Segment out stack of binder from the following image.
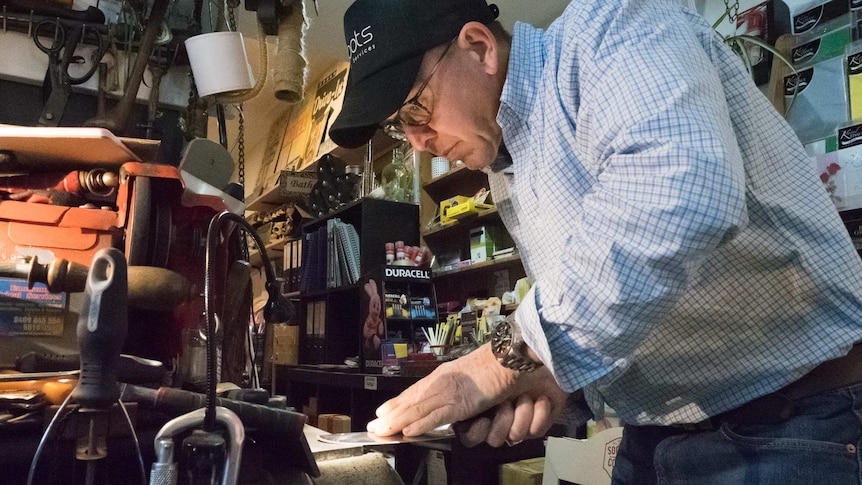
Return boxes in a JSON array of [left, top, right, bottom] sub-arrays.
[[326, 218, 361, 288], [283, 238, 303, 293], [299, 218, 361, 293]]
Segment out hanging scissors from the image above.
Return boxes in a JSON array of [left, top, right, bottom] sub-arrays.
[[32, 19, 107, 126]]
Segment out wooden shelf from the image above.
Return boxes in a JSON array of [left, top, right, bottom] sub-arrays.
[[247, 236, 301, 267], [432, 254, 523, 278], [248, 238, 290, 267], [246, 184, 292, 213], [327, 130, 402, 168], [247, 132, 402, 213], [422, 165, 490, 201], [422, 207, 500, 239]]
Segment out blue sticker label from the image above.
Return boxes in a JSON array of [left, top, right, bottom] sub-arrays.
[[0, 278, 67, 336]]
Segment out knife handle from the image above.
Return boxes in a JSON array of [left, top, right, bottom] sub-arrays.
[[452, 408, 497, 439]]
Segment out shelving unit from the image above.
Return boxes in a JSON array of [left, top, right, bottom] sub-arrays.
[[298, 198, 421, 367], [245, 132, 406, 280], [432, 253, 522, 278], [420, 166, 527, 305]]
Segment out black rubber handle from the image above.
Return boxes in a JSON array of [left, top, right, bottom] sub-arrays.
[[153, 387, 305, 436], [70, 248, 128, 409], [120, 384, 319, 477]]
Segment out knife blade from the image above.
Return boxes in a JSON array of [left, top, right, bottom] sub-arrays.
[[318, 426, 454, 445]]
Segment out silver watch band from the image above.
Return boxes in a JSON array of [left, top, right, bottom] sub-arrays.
[[491, 314, 543, 372]]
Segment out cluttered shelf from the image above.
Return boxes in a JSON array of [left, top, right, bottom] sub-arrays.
[[432, 253, 523, 278], [247, 237, 292, 266], [246, 131, 402, 213], [421, 207, 500, 239]]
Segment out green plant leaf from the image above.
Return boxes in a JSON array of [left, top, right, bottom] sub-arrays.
[[722, 33, 799, 116], [712, 9, 729, 31]]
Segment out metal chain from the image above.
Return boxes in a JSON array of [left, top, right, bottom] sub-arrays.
[[227, 0, 238, 30], [238, 107, 245, 186], [723, 0, 740, 25], [226, 0, 245, 187]]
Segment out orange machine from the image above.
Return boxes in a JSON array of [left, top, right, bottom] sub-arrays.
[[0, 132, 242, 369]]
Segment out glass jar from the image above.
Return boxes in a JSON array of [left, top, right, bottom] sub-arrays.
[[380, 147, 413, 203]]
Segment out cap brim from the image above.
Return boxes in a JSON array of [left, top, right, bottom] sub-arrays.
[[330, 53, 425, 149]]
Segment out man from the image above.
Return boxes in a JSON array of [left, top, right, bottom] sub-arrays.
[[329, 0, 862, 482]]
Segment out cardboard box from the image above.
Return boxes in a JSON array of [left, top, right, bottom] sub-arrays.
[[542, 427, 623, 485], [501, 457, 544, 485], [360, 266, 436, 372], [318, 413, 351, 433], [775, 0, 849, 36], [427, 450, 447, 485], [470, 226, 498, 263], [440, 195, 493, 225], [270, 324, 299, 365]]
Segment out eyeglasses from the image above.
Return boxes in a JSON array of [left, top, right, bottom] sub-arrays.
[[381, 38, 457, 141]]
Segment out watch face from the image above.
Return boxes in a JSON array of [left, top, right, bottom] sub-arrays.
[[491, 320, 513, 358]]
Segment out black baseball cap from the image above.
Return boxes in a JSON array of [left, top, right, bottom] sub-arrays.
[[329, 0, 499, 149]]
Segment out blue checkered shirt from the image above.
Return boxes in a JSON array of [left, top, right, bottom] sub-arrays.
[[489, 0, 862, 425]]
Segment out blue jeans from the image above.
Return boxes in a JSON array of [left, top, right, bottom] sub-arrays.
[[611, 383, 862, 484]]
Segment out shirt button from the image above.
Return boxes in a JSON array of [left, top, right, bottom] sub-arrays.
[[602, 357, 615, 366], [846, 444, 857, 454]]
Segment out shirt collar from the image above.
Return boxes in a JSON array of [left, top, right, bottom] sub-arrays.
[[498, 21, 545, 126], [485, 142, 513, 173]]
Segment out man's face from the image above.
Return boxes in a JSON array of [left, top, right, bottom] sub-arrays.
[[387, 33, 503, 170]]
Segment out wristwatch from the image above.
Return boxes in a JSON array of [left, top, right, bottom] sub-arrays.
[[490, 314, 543, 372]]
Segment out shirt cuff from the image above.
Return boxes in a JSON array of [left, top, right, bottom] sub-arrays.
[[515, 286, 558, 377]]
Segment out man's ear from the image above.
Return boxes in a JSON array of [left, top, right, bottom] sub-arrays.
[[458, 22, 498, 75]]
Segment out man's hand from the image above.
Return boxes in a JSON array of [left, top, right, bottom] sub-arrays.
[[366, 343, 568, 438], [458, 394, 559, 447]]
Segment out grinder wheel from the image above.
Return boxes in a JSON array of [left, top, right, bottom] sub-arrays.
[[125, 176, 173, 267]]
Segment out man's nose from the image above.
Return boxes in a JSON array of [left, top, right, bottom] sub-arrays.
[[404, 124, 435, 153]]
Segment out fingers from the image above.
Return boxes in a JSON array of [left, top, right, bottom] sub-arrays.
[[506, 393, 535, 444], [368, 371, 445, 436], [368, 345, 523, 438], [483, 394, 557, 447], [486, 400, 514, 447], [529, 395, 554, 437], [459, 416, 492, 448]]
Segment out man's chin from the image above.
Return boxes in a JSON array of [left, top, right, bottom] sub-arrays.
[[459, 158, 492, 172]]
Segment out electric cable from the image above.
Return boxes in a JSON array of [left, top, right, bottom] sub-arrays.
[[204, 211, 284, 430]]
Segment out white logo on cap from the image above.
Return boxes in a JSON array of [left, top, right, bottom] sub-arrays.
[[348, 26, 375, 63]]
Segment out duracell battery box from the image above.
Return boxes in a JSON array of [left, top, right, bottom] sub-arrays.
[[360, 265, 437, 373]]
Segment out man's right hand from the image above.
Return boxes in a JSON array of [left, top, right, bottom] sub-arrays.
[[457, 392, 562, 448], [366, 343, 568, 439]]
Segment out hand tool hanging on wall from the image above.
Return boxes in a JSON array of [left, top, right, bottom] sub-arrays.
[[84, 0, 169, 136], [33, 19, 107, 126], [1, 0, 105, 24], [144, 48, 166, 139]]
